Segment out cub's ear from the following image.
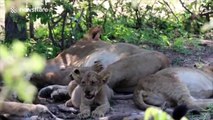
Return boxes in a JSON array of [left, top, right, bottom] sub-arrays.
[[99, 72, 111, 84], [83, 26, 103, 41], [69, 73, 74, 80], [71, 69, 81, 84]]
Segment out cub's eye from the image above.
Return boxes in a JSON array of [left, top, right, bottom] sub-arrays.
[[91, 81, 95, 85], [81, 81, 86, 85]]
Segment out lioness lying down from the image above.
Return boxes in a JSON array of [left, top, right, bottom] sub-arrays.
[[38, 50, 169, 102], [60, 50, 169, 118], [133, 66, 213, 111], [95, 51, 169, 93], [30, 26, 154, 89]]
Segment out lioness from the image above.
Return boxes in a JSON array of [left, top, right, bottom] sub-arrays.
[[133, 66, 213, 111], [46, 51, 169, 106], [60, 50, 168, 102], [98, 51, 169, 93], [30, 26, 152, 89], [30, 26, 109, 88], [62, 51, 169, 118]]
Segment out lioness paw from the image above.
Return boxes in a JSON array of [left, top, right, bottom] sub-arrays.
[[38, 85, 69, 102], [93, 60, 104, 72], [92, 110, 104, 118], [51, 89, 69, 102], [78, 111, 90, 119]]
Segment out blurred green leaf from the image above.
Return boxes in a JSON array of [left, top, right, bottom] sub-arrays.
[[29, 53, 46, 73], [12, 41, 26, 58], [144, 107, 188, 120], [0, 41, 45, 103], [0, 45, 9, 58]]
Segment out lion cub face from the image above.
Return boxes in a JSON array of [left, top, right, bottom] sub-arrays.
[[71, 69, 109, 100]]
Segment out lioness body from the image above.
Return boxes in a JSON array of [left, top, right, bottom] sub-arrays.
[[62, 51, 169, 111], [30, 26, 151, 88], [64, 50, 169, 103], [133, 67, 213, 110], [64, 50, 169, 118], [157, 67, 213, 98], [99, 51, 169, 93]]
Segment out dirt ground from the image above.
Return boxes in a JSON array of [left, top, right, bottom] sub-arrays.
[[144, 40, 213, 67]]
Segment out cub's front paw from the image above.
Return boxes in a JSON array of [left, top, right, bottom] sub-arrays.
[[65, 99, 73, 107], [92, 110, 105, 118], [78, 110, 90, 119]]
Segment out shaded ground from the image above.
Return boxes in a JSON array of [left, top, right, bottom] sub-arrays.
[[47, 100, 143, 120], [143, 40, 213, 67], [6, 99, 211, 120]]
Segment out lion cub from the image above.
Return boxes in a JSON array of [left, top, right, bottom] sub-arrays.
[[66, 68, 113, 119]]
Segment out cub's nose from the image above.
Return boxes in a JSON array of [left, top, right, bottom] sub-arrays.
[[85, 90, 90, 95]]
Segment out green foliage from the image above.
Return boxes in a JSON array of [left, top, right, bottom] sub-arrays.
[[144, 107, 188, 120], [0, 41, 46, 102], [140, 28, 171, 47], [172, 37, 201, 55], [34, 27, 49, 39], [187, 112, 211, 120], [173, 37, 189, 54], [4, 0, 212, 55], [102, 22, 140, 43], [24, 39, 60, 59]]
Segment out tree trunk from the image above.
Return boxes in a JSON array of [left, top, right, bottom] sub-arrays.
[[86, 0, 92, 28], [0, 0, 5, 40], [29, 19, 34, 39], [5, 12, 27, 41]]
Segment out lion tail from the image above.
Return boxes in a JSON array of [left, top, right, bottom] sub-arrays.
[[172, 104, 188, 120], [112, 94, 133, 100], [133, 89, 151, 110]]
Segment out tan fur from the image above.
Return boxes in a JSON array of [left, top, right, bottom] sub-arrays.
[[65, 69, 113, 119], [99, 51, 170, 93], [65, 51, 169, 111], [65, 50, 169, 103], [66, 61, 104, 99], [133, 67, 213, 111], [30, 26, 154, 88], [0, 101, 56, 117], [157, 67, 213, 98]]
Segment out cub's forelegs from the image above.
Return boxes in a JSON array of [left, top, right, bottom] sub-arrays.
[[91, 101, 110, 118], [65, 80, 78, 107]]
